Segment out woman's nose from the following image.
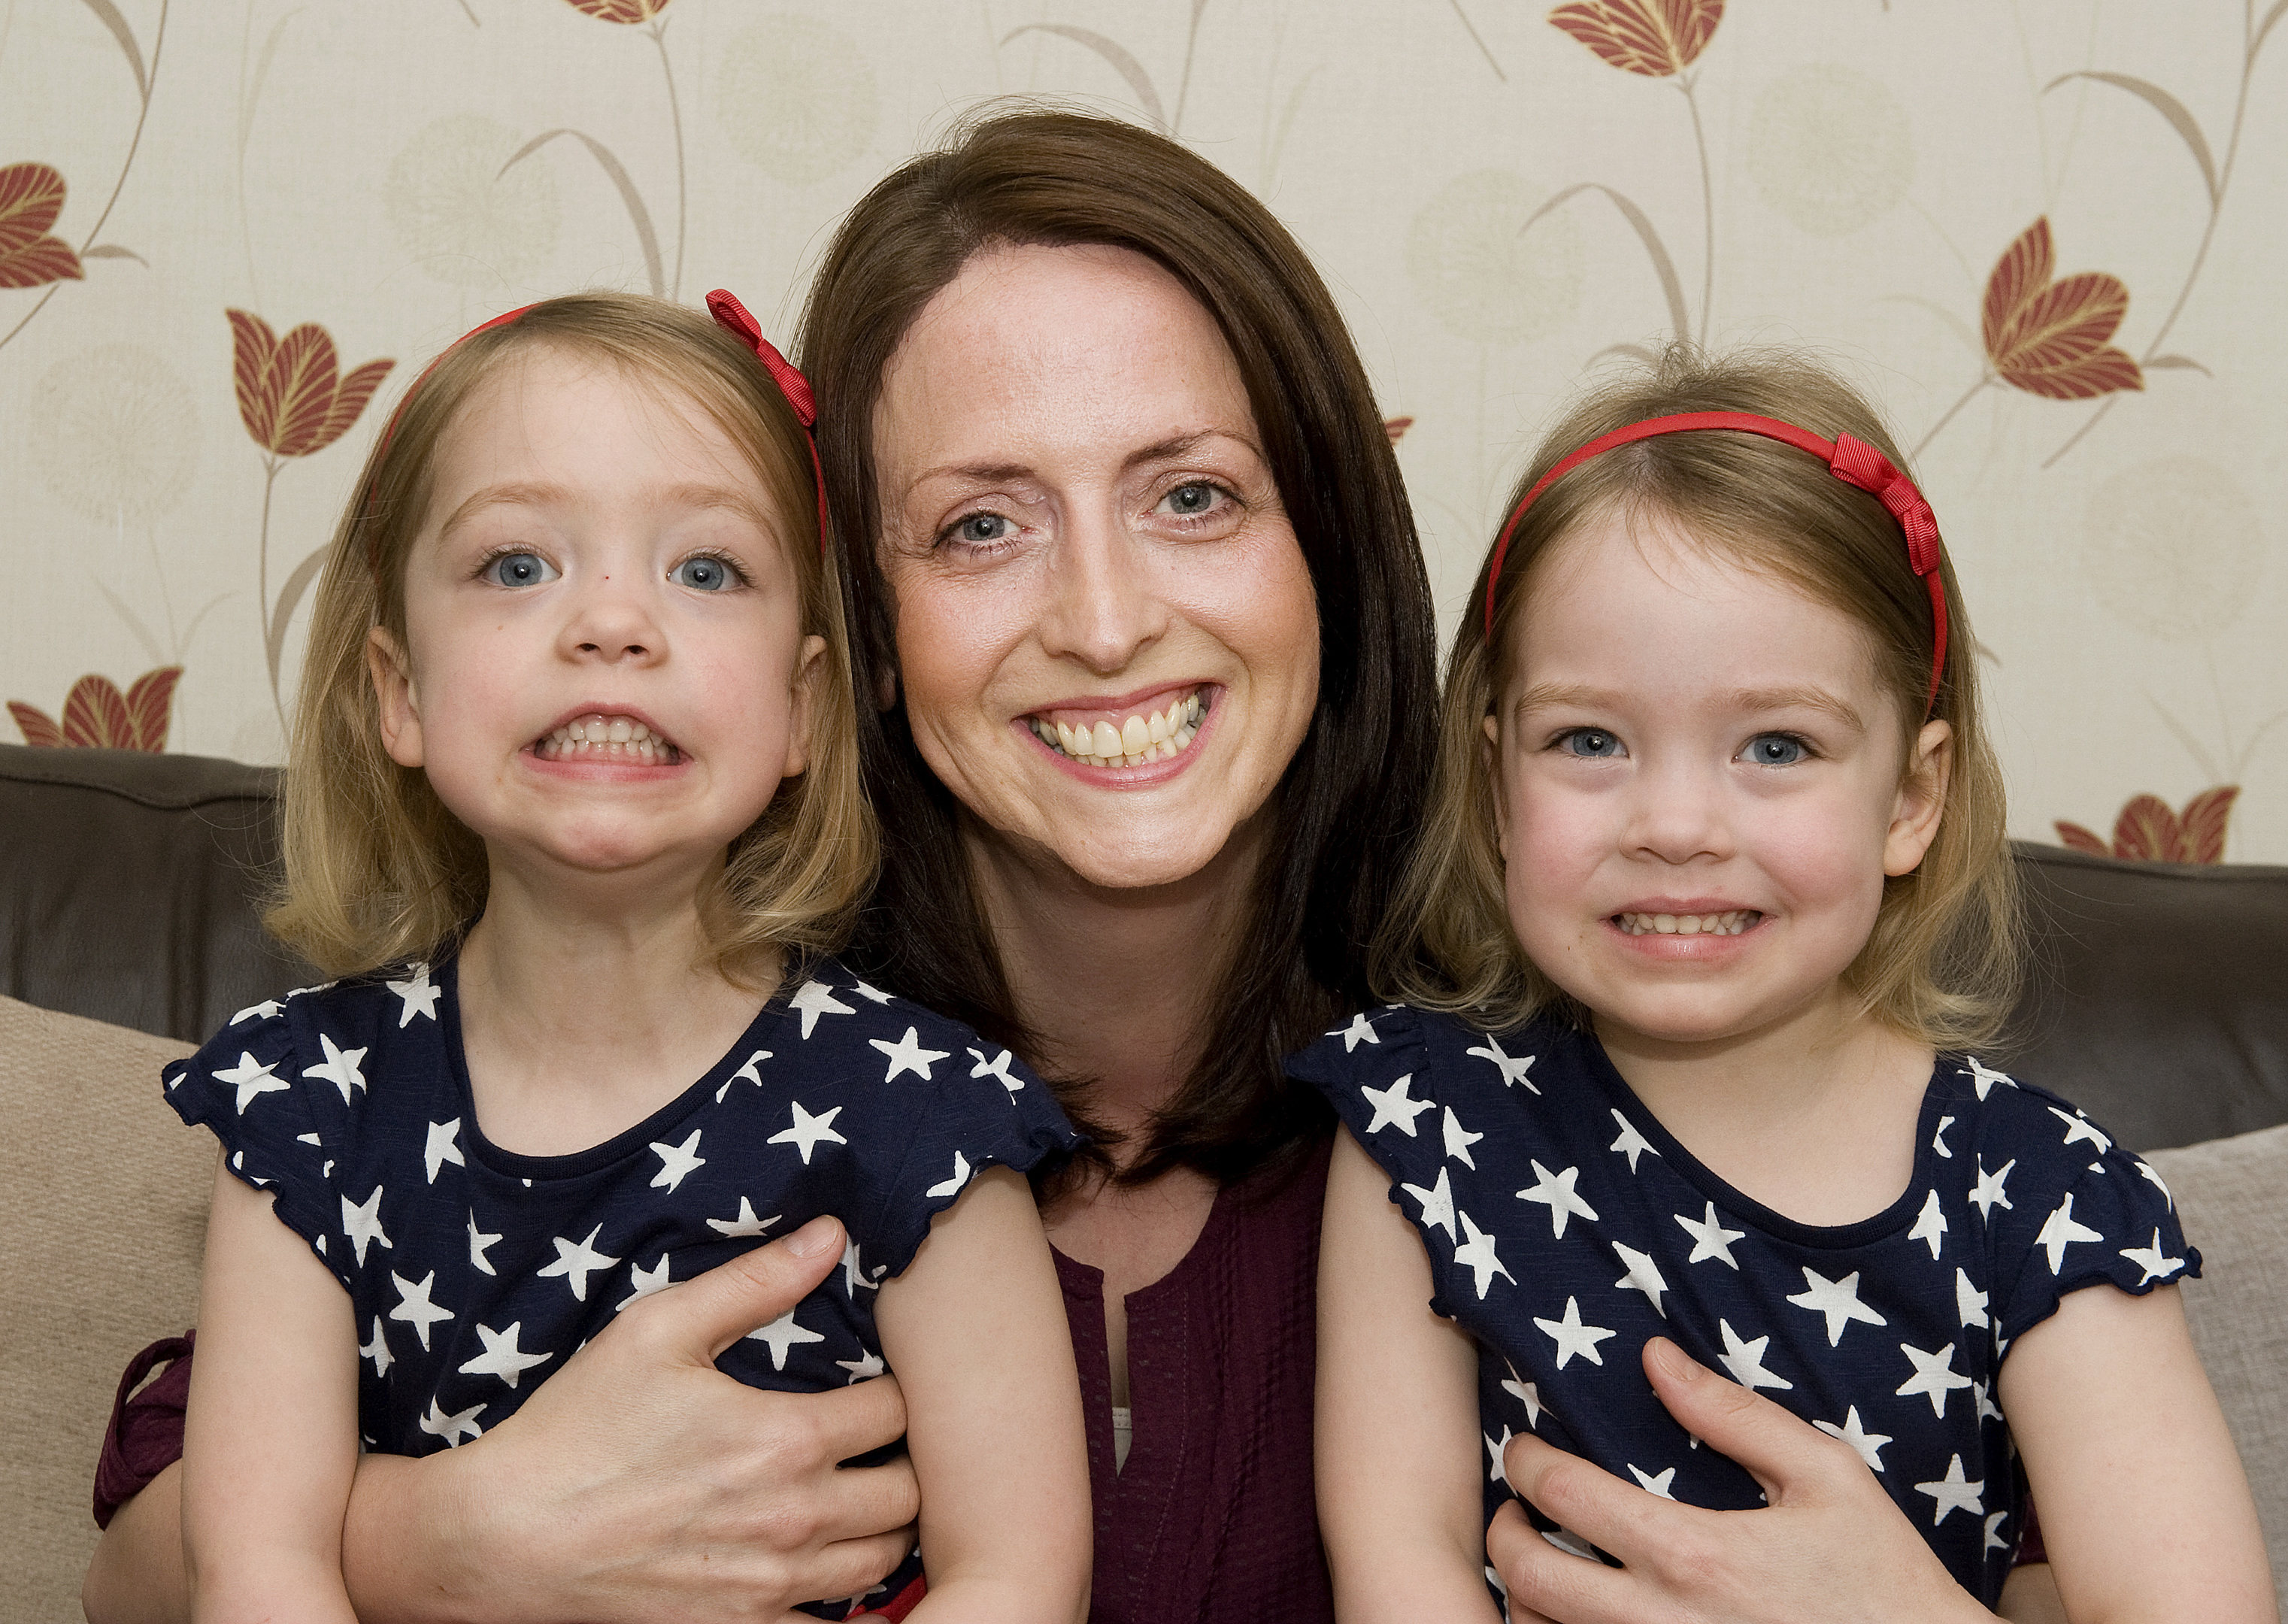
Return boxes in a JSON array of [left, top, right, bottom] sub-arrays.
[[1036, 510, 1167, 674], [558, 573, 662, 664]]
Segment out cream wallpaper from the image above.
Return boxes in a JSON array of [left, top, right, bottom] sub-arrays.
[[2, 0, 2283, 862]]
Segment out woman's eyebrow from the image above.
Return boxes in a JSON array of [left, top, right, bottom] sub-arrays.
[[1121, 429, 1259, 471]]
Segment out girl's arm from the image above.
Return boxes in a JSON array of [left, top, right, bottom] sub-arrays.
[[85, 1219, 923, 1624], [180, 1160, 360, 1624], [1317, 1127, 1505, 1622], [1998, 1283, 2274, 1624], [871, 1166, 1092, 1624]]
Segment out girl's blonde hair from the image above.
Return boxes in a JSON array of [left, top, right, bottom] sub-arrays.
[[1378, 344, 2020, 1050], [268, 292, 877, 983]]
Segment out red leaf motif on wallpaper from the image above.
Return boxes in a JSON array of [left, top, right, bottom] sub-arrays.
[[1547, 0, 1721, 77], [1384, 417, 1415, 444], [562, 0, 671, 20], [1981, 219, 2143, 401], [8, 668, 182, 751], [228, 311, 395, 459], [2053, 786, 2238, 864], [0, 161, 85, 289]]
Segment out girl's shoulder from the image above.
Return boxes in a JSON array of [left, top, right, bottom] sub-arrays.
[[1285, 1001, 1575, 1088], [162, 962, 447, 1102]]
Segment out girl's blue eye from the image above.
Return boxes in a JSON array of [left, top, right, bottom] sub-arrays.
[[671, 556, 739, 592], [1742, 733, 1808, 765], [1560, 728, 1624, 759], [483, 552, 556, 588]]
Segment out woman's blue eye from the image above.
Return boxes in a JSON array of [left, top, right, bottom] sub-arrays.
[[483, 552, 556, 588], [1743, 733, 1807, 765], [950, 512, 1011, 546], [671, 556, 738, 592], [1560, 728, 1623, 759], [1161, 482, 1223, 517]]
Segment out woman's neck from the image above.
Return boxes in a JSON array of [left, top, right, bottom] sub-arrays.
[[454, 855, 774, 1156], [965, 810, 1269, 1154]]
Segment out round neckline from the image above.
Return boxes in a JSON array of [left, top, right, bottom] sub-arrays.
[[1562, 1022, 1950, 1251], [438, 956, 799, 1181]]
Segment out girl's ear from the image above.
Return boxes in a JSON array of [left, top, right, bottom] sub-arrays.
[[1483, 710, 1511, 865], [367, 626, 425, 768], [782, 634, 829, 777], [1883, 718, 1953, 877]]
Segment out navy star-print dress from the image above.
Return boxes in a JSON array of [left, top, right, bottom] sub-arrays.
[[1288, 1007, 2198, 1609], [167, 955, 1082, 1621]]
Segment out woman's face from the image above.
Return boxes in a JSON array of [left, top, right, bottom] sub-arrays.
[[871, 242, 1320, 891]]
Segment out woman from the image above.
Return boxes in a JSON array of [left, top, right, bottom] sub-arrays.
[[86, 111, 2042, 1624]]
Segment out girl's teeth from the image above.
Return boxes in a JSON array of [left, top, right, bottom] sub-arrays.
[[1032, 692, 1206, 769], [1617, 909, 1758, 937], [538, 714, 678, 763]]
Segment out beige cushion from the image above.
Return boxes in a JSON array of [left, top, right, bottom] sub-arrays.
[[0, 997, 204, 1623], [2150, 1123, 2288, 1618]]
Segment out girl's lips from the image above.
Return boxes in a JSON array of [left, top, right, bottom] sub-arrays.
[[1602, 908, 1765, 959]]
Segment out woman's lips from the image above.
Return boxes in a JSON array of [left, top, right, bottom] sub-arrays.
[[1025, 687, 1207, 769]]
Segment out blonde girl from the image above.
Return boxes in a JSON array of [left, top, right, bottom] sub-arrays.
[[1292, 347, 2270, 1622], [166, 292, 1089, 1624]]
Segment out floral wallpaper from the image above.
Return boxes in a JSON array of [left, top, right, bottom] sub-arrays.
[[2, 0, 2282, 862]]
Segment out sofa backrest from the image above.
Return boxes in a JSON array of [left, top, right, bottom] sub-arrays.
[[2, 741, 2283, 1151]]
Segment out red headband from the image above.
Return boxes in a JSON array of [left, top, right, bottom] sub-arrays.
[[1481, 411, 1950, 717], [705, 289, 829, 557]]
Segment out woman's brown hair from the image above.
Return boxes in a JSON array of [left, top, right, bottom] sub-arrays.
[[268, 292, 875, 983], [1379, 344, 2021, 1049], [796, 107, 1438, 1186]]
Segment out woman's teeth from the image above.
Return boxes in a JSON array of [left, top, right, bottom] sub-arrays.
[[1617, 909, 1759, 937], [1029, 691, 1205, 768], [537, 714, 680, 764]]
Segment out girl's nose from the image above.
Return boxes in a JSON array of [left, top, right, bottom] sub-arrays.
[[559, 574, 663, 664], [1625, 759, 1732, 865], [1036, 509, 1168, 675]]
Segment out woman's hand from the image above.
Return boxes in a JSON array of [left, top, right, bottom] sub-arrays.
[[1488, 1338, 1995, 1624]]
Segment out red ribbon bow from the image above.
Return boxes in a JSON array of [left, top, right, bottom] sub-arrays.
[[708, 289, 829, 557]]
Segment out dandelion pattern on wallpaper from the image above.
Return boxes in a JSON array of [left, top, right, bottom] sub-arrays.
[[714, 16, 880, 185], [2085, 458, 2262, 644], [1408, 171, 1583, 347], [28, 345, 200, 524], [1745, 65, 1914, 238], [384, 115, 564, 290]]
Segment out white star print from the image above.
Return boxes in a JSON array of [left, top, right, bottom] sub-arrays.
[[215, 1051, 289, 1113], [1441, 1107, 1484, 1170], [1971, 1378, 2004, 1424], [768, 1100, 847, 1164], [1932, 1115, 1955, 1159], [1532, 1296, 1617, 1369], [871, 1026, 950, 1082], [1895, 1340, 1974, 1418], [1968, 1157, 2014, 1220], [1611, 1243, 1668, 1317], [649, 1129, 707, 1193], [1786, 1267, 1887, 1347], [2049, 1106, 2113, 1156], [705, 1196, 777, 1238], [617, 1255, 674, 1311], [1908, 1189, 1948, 1260], [926, 1151, 973, 1198], [467, 1212, 502, 1276], [1962, 1056, 2014, 1100], [387, 963, 441, 1026], [747, 1307, 826, 1371], [1956, 1268, 1989, 1329], [1608, 1110, 1658, 1172], [1329, 1011, 1379, 1051], [1484, 1426, 1517, 1485], [459, 1321, 550, 1388], [1813, 1406, 1892, 1472], [418, 1398, 484, 1447], [389, 1269, 453, 1351], [359, 1316, 392, 1377], [967, 1047, 1023, 1092], [853, 980, 892, 1004], [842, 1238, 886, 1297], [1465, 1035, 1538, 1092], [717, 1048, 774, 1103], [1983, 1511, 2013, 1553], [341, 1185, 392, 1266], [2135, 1158, 2174, 1210], [1628, 1464, 1677, 1499], [1501, 1361, 1544, 1428], [1402, 1166, 1458, 1243], [424, 1119, 464, 1184], [1674, 1201, 1744, 1268], [1453, 1210, 1515, 1298], [837, 1350, 886, 1383], [1516, 1160, 1598, 1239], [1360, 1071, 1437, 1136], [302, 1032, 369, 1104], [1914, 1455, 1984, 1526], [537, 1224, 620, 1301], [2120, 1229, 2186, 1286], [2035, 1193, 2105, 1274], [230, 998, 283, 1024], [789, 980, 855, 1038], [1717, 1320, 1793, 1391]]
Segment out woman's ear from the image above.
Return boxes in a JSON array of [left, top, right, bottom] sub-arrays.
[[368, 626, 425, 768], [1883, 718, 1953, 877], [782, 634, 829, 777]]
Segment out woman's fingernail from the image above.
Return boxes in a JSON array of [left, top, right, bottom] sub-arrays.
[[786, 1216, 842, 1258], [1650, 1338, 1705, 1382]]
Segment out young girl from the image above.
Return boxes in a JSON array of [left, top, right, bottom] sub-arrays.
[[1292, 348, 2272, 1621], [166, 292, 1090, 1624]]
